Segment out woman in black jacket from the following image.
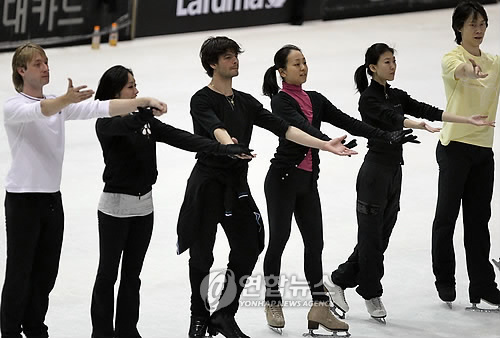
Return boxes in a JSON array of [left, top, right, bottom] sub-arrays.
[[90, 65, 251, 338], [328, 43, 493, 323], [260, 44, 417, 334]]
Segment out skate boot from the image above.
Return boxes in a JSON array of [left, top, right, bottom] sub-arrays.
[[365, 297, 387, 324], [265, 301, 285, 334], [189, 315, 211, 338], [304, 301, 350, 337], [208, 311, 250, 338], [435, 282, 456, 309], [466, 287, 500, 313], [325, 284, 349, 319]]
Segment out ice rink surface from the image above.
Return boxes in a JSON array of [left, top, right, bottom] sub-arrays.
[[0, 4, 499, 337]]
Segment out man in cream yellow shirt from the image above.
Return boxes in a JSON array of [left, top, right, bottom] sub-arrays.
[[432, 1, 499, 309]]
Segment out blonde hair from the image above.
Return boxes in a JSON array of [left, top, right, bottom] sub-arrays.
[[12, 43, 47, 92]]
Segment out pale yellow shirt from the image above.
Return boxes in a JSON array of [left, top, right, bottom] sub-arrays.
[[440, 45, 500, 147]]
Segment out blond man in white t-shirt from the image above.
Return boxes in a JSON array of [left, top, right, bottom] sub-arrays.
[[0, 43, 167, 338]]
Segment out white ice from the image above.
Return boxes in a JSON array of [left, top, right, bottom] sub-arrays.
[[0, 4, 499, 338]]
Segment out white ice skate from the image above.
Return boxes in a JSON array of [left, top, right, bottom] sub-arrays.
[[465, 298, 500, 313], [493, 258, 500, 271], [365, 297, 387, 324], [325, 284, 349, 319], [465, 303, 500, 313], [265, 302, 285, 335]]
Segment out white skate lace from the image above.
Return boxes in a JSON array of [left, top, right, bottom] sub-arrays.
[[269, 304, 284, 319], [368, 297, 384, 311]]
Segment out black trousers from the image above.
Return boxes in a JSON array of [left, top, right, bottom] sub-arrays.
[[263, 166, 327, 303], [432, 141, 497, 297], [91, 211, 154, 338], [331, 161, 401, 300], [189, 180, 262, 318], [1, 192, 64, 338]]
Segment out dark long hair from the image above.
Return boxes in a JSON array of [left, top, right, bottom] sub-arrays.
[[354, 43, 394, 94], [199, 36, 242, 78], [452, 1, 488, 44], [262, 44, 301, 98], [95, 65, 133, 100]]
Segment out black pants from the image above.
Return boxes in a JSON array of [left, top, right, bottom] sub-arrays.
[[263, 166, 327, 303], [332, 161, 401, 300], [189, 180, 262, 318], [1, 192, 64, 338], [91, 211, 154, 338], [432, 141, 497, 297]]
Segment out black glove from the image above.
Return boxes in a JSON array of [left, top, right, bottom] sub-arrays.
[[342, 138, 358, 149], [219, 144, 254, 157], [136, 107, 155, 121], [383, 129, 420, 145]]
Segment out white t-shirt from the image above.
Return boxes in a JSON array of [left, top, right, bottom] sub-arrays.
[[3, 92, 110, 193]]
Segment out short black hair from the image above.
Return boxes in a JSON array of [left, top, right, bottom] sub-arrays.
[[95, 65, 133, 100], [199, 36, 242, 77], [452, 1, 488, 44]]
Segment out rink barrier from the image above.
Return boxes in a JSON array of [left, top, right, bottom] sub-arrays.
[[322, 0, 498, 20], [0, 0, 133, 52]]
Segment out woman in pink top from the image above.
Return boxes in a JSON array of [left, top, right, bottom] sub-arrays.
[[260, 44, 415, 335]]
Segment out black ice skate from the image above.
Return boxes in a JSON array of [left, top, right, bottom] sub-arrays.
[[208, 312, 250, 338], [435, 283, 456, 309], [189, 316, 212, 338], [493, 258, 500, 271], [466, 288, 500, 313]]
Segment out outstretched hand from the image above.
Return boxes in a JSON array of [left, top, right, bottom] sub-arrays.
[[385, 129, 420, 144], [469, 114, 495, 127], [418, 121, 441, 133], [229, 137, 255, 160], [64, 78, 94, 103], [321, 135, 358, 156], [469, 59, 488, 79]]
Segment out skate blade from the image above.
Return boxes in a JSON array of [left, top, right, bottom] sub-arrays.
[[493, 258, 500, 271], [371, 316, 387, 324], [465, 303, 500, 313], [303, 328, 351, 337], [268, 325, 284, 335], [445, 301, 453, 309], [330, 304, 346, 319]]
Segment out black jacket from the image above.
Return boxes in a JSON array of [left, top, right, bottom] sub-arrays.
[[359, 80, 443, 165], [176, 87, 290, 254], [270, 90, 386, 180], [96, 109, 226, 196]]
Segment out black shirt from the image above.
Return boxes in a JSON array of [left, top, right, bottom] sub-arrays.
[[96, 109, 225, 196], [190, 86, 290, 168], [359, 80, 443, 165], [270, 90, 386, 179]]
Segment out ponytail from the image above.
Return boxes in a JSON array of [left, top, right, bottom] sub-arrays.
[[354, 64, 369, 94], [262, 44, 302, 99], [262, 65, 279, 98], [355, 43, 395, 94]]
